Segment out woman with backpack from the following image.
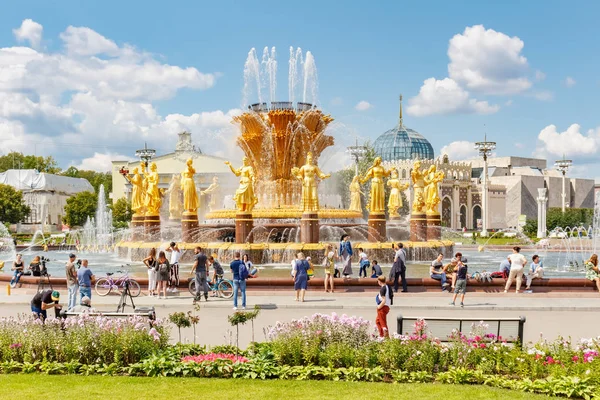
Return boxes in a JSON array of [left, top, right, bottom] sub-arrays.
[[293, 252, 310, 302], [155, 251, 171, 299], [143, 248, 158, 297]]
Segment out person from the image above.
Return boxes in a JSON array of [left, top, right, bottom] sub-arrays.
[[29, 256, 42, 277], [77, 259, 94, 301], [358, 248, 370, 278], [167, 242, 181, 293], [504, 246, 527, 293], [31, 290, 61, 320], [499, 257, 511, 280], [290, 253, 298, 277], [10, 253, 25, 287], [450, 259, 468, 307], [323, 244, 336, 293], [526, 255, 544, 291], [443, 257, 458, 289], [389, 243, 407, 292], [430, 253, 449, 291], [231, 252, 247, 310], [242, 254, 258, 276], [156, 251, 171, 299], [370, 260, 383, 278], [143, 248, 158, 297], [65, 254, 78, 311], [208, 256, 224, 297], [339, 234, 353, 276], [293, 252, 309, 302], [71, 296, 94, 313], [585, 254, 600, 293], [375, 275, 391, 338], [306, 256, 314, 280], [192, 246, 209, 302]]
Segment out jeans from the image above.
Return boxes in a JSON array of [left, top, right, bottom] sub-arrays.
[[67, 284, 79, 311], [233, 279, 246, 308], [79, 286, 92, 301], [359, 261, 369, 278], [10, 271, 23, 286], [431, 273, 447, 288], [31, 305, 47, 320], [195, 271, 209, 299]]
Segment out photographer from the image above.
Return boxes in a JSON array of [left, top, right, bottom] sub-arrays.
[[77, 259, 94, 301], [31, 290, 62, 320]]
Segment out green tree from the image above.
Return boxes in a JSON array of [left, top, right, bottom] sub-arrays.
[[0, 184, 31, 223], [61, 167, 112, 199], [0, 152, 60, 173], [546, 207, 594, 232], [110, 197, 132, 229], [63, 191, 97, 227]]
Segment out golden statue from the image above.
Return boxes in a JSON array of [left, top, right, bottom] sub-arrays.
[[124, 167, 145, 216], [167, 174, 183, 219], [411, 160, 426, 214], [225, 157, 258, 213], [291, 152, 330, 212], [348, 175, 364, 212], [359, 157, 391, 213], [424, 165, 444, 215], [180, 158, 199, 214], [144, 162, 162, 216], [201, 176, 221, 211], [387, 169, 409, 217]]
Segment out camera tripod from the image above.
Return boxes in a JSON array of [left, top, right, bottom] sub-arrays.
[[37, 273, 53, 292], [116, 280, 136, 313]]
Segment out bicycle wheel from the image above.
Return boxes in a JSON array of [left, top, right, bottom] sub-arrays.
[[188, 279, 196, 295], [126, 279, 141, 297], [95, 278, 112, 296], [218, 280, 234, 299]]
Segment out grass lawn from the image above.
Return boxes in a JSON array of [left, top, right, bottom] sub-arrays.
[[0, 375, 547, 399]]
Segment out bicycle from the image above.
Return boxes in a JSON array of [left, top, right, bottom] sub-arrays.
[[95, 269, 141, 297], [188, 276, 234, 299]]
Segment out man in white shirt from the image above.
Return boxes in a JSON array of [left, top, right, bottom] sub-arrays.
[[168, 242, 181, 293], [504, 246, 527, 293]]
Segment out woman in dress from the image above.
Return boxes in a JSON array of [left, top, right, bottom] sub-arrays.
[[181, 158, 199, 214], [387, 169, 408, 217], [124, 167, 145, 215], [349, 175, 364, 213], [143, 248, 158, 297], [293, 252, 310, 302], [155, 251, 171, 299], [323, 244, 337, 293], [242, 254, 258, 276], [585, 254, 600, 293], [339, 234, 353, 277], [225, 157, 258, 213]]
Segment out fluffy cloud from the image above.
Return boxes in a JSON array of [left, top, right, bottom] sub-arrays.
[[355, 101, 372, 111], [12, 19, 43, 48], [407, 78, 498, 116], [564, 76, 576, 87], [534, 70, 546, 81], [74, 152, 133, 172], [60, 26, 119, 56], [439, 140, 479, 160], [448, 25, 531, 95], [530, 91, 554, 101], [537, 124, 600, 157]]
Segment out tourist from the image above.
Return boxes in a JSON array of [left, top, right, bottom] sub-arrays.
[[375, 275, 392, 338], [499, 256, 511, 280], [143, 248, 158, 296], [71, 296, 94, 313], [10, 253, 25, 288], [323, 244, 336, 293], [339, 234, 353, 276], [31, 290, 61, 320], [526, 255, 544, 291], [156, 251, 171, 299], [443, 257, 458, 289], [231, 252, 247, 310], [290, 253, 298, 277], [389, 243, 407, 292], [293, 252, 309, 302], [29, 256, 42, 277], [430, 253, 450, 291], [358, 248, 370, 278], [243, 254, 257, 276], [65, 254, 78, 311], [167, 242, 181, 293], [370, 260, 383, 278], [306, 256, 314, 280], [192, 246, 209, 302], [450, 259, 468, 307], [504, 246, 527, 293], [77, 259, 94, 301], [585, 254, 600, 293], [208, 256, 224, 296]]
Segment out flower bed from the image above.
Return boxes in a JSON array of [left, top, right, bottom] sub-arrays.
[[182, 353, 249, 363]]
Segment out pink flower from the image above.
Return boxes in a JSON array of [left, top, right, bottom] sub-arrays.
[[182, 353, 248, 363]]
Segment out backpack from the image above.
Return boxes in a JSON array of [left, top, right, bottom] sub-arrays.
[[387, 284, 394, 306], [159, 262, 169, 274], [239, 262, 249, 280]]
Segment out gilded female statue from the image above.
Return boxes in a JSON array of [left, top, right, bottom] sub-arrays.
[[411, 160, 426, 214], [201, 176, 221, 211], [291, 152, 330, 212], [348, 175, 364, 212], [180, 158, 199, 214], [167, 174, 183, 219], [144, 162, 162, 215], [387, 169, 409, 217], [424, 165, 445, 214], [359, 157, 391, 213], [225, 157, 258, 213], [124, 167, 144, 216]]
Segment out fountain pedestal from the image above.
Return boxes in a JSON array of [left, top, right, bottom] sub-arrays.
[[181, 212, 199, 243], [235, 212, 254, 243], [131, 215, 145, 241], [144, 214, 161, 240], [426, 213, 442, 241], [410, 213, 427, 242], [367, 212, 386, 242], [300, 212, 319, 243]]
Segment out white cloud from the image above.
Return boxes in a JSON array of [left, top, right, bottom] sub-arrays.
[[407, 77, 499, 116], [59, 26, 119, 56], [355, 100, 372, 111], [530, 91, 554, 101], [73, 152, 133, 172], [439, 140, 479, 160], [537, 124, 600, 157], [505, 99, 513, 106], [564, 76, 576, 87], [535, 70, 546, 81], [330, 97, 343, 106], [448, 25, 531, 95], [13, 19, 43, 48]]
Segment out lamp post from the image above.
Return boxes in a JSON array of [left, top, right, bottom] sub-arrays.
[[554, 156, 572, 213], [347, 138, 367, 176], [135, 142, 156, 168], [474, 134, 496, 237]]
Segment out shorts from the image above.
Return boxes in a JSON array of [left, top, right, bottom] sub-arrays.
[[454, 279, 467, 294]]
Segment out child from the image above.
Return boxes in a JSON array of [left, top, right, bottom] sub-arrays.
[[358, 248, 370, 278], [306, 256, 314, 280], [370, 260, 382, 278], [449, 260, 468, 308]]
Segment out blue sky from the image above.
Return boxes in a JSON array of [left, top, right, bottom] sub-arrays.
[[1, 0, 600, 177]]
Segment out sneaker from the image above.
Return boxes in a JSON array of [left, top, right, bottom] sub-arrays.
[[166, 288, 172, 293], [503, 290, 508, 293], [449, 302, 455, 306], [442, 283, 450, 287], [242, 306, 246, 310], [233, 307, 237, 310], [460, 302, 464, 308], [172, 288, 179, 293]]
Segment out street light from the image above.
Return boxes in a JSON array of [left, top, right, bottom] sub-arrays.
[[554, 156, 572, 213], [474, 134, 496, 237], [135, 142, 156, 168], [347, 138, 367, 176]]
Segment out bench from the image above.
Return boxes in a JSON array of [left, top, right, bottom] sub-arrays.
[[65, 306, 156, 320], [397, 315, 526, 348]]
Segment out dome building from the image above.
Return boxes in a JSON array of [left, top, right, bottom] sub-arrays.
[[373, 95, 434, 162]]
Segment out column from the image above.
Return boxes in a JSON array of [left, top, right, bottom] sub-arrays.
[[537, 188, 548, 238], [482, 159, 489, 236], [235, 212, 254, 244], [300, 212, 320, 243]]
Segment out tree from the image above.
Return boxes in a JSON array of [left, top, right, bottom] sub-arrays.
[[0, 152, 60, 174], [110, 197, 132, 229], [63, 191, 97, 227], [0, 184, 30, 223], [61, 167, 112, 199]]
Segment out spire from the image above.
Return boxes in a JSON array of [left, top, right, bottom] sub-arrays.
[[399, 94, 404, 128]]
